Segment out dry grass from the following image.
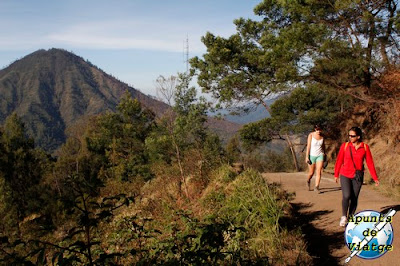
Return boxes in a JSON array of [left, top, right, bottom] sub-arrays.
[[331, 114, 400, 200], [366, 137, 400, 199], [325, 70, 400, 200], [104, 164, 313, 265], [199, 168, 312, 265]]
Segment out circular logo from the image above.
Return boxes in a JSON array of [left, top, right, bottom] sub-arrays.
[[345, 210, 394, 260]]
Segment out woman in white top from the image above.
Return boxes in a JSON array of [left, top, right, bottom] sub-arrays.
[[305, 124, 325, 193]]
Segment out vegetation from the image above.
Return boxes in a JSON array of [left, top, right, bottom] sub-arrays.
[[192, 0, 400, 107], [0, 85, 311, 265], [191, 0, 400, 172], [1, 1, 400, 265], [0, 48, 169, 152]]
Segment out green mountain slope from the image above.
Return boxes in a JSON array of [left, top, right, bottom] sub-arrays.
[[0, 48, 171, 151], [0, 48, 240, 152]]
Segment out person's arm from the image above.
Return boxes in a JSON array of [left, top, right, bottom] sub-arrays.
[[365, 144, 379, 186], [334, 143, 345, 183], [322, 138, 328, 168], [305, 133, 312, 163]]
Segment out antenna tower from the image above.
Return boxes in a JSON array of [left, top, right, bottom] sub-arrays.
[[184, 35, 189, 73]]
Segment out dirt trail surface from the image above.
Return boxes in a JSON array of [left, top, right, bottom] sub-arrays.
[[262, 172, 400, 266]]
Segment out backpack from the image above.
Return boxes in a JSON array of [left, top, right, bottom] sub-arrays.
[[344, 142, 369, 152]]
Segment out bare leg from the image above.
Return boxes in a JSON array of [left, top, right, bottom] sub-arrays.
[[307, 163, 315, 182], [315, 161, 323, 188]]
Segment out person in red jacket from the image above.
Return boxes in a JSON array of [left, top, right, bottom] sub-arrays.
[[334, 127, 379, 227]]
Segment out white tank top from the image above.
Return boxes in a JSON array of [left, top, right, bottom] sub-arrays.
[[310, 136, 324, 156]]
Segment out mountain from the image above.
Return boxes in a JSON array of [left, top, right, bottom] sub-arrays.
[[210, 98, 278, 125], [0, 48, 239, 151]]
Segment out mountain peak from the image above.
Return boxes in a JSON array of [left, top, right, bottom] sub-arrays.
[[0, 49, 239, 152], [0, 49, 168, 152]]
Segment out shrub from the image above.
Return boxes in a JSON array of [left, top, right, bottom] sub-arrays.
[[243, 149, 295, 173]]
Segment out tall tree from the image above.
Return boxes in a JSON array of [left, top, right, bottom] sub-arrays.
[[86, 92, 155, 182], [240, 84, 349, 148], [191, 0, 400, 112], [191, 0, 400, 167], [0, 113, 48, 223], [153, 72, 216, 196]]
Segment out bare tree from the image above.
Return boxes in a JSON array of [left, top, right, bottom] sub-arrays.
[[155, 75, 189, 198]]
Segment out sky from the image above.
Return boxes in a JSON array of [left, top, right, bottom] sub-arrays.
[[0, 0, 261, 97]]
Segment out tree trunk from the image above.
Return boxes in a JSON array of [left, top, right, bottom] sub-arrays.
[[259, 102, 299, 172], [257, 96, 272, 114], [380, 0, 396, 69], [380, 40, 390, 68], [285, 134, 299, 172], [172, 138, 189, 198], [365, 14, 376, 88]]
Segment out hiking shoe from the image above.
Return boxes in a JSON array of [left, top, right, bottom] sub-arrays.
[[340, 216, 347, 227], [307, 180, 311, 191], [314, 186, 320, 194]]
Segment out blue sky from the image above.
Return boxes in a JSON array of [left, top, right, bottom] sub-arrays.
[[0, 0, 260, 97]]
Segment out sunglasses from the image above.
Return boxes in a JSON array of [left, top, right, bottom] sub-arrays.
[[348, 135, 358, 138]]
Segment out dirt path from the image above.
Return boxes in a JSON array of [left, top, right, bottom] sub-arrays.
[[262, 172, 400, 266]]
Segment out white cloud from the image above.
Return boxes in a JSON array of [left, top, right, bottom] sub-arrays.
[[45, 19, 226, 53], [0, 11, 239, 53], [0, 0, 256, 54], [0, 36, 49, 51]]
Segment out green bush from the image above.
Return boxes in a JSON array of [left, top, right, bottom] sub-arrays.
[[244, 149, 294, 173], [200, 167, 310, 264], [202, 191, 226, 209]]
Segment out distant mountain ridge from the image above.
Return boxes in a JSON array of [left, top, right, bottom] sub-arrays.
[[211, 98, 276, 125], [0, 49, 239, 151]]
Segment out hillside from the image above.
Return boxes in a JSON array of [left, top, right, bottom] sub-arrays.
[[213, 98, 275, 125], [0, 49, 239, 151]]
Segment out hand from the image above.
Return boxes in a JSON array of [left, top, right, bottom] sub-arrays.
[[335, 177, 339, 183], [374, 180, 380, 186]]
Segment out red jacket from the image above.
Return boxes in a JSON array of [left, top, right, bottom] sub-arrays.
[[334, 142, 378, 181]]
